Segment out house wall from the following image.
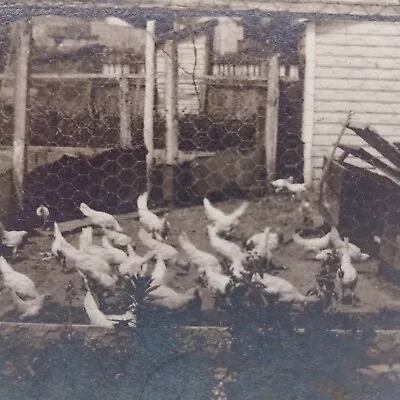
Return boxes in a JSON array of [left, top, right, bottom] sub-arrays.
[[156, 34, 209, 114], [307, 20, 400, 185]]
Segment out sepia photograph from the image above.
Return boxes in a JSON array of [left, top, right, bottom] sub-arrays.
[[0, 0, 399, 398]]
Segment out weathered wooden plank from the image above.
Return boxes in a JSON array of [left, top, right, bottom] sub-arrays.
[[316, 34, 400, 47], [337, 144, 400, 181], [316, 44, 400, 58], [302, 22, 316, 188], [3, 1, 400, 17], [314, 125, 400, 137], [144, 20, 156, 192], [315, 101, 400, 114], [315, 66, 400, 80], [119, 77, 131, 148], [315, 89, 400, 103], [12, 20, 30, 210], [347, 125, 400, 169], [316, 56, 400, 70], [316, 21, 400, 36], [315, 112, 400, 126], [316, 78, 400, 92], [265, 54, 279, 182]]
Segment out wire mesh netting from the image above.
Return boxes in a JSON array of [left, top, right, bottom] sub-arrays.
[[0, 7, 398, 380]]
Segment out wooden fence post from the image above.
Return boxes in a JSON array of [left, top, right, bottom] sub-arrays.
[[163, 39, 179, 205], [119, 77, 131, 148], [144, 20, 156, 193], [12, 19, 31, 209], [264, 54, 280, 182]]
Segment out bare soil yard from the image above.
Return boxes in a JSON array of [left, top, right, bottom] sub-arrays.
[[0, 195, 399, 325]]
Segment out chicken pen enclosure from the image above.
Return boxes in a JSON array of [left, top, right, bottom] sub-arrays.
[[0, 17, 287, 223], [2, 4, 400, 399]]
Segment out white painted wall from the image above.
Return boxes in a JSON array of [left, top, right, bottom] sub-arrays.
[[304, 20, 400, 185]]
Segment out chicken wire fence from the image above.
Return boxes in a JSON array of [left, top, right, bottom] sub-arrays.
[[0, 11, 397, 260]]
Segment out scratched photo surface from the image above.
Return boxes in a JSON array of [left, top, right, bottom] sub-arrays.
[[0, 2, 399, 399]]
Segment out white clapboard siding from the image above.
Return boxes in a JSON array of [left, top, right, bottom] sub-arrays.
[[156, 34, 208, 114], [316, 78, 400, 92], [311, 19, 400, 185]]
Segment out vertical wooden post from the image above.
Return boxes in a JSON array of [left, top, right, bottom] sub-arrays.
[[163, 39, 179, 205], [302, 22, 316, 188], [13, 20, 31, 209], [119, 77, 131, 148], [143, 20, 156, 194], [264, 54, 280, 183]]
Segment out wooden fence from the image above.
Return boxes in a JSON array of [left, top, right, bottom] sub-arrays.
[[0, 19, 280, 210]]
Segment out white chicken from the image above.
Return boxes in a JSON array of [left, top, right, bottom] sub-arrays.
[[10, 290, 47, 319], [79, 227, 128, 265], [103, 228, 133, 248], [252, 273, 312, 305], [137, 192, 170, 241], [292, 229, 332, 252], [198, 266, 231, 294], [151, 255, 168, 286], [207, 225, 247, 278], [207, 225, 245, 262], [245, 227, 272, 260], [51, 222, 77, 259], [315, 248, 369, 263], [101, 236, 129, 264], [330, 227, 369, 262], [79, 203, 122, 232], [286, 181, 306, 193], [80, 271, 135, 328], [148, 285, 199, 310], [52, 226, 116, 288], [271, 178, 290, 191], [138, 228, 178, 261], [118, 249, 156, 277], [203, 198, 248, 235], [336, 237, 358, 304], [0, 223, 28, 257], [179, 231, 222, 274], [0, 256, 38, 299]]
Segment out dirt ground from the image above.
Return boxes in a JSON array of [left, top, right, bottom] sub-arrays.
[[1, 195, 400, 324]]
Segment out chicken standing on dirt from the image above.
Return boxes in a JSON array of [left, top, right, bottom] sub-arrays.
[[138, 228, 178, 261], [137, 192, 170, 241], [292, 229, 332, 253], [179, 231, 223, 274], [336, 237, 358, 304], [79, 203, 123, 232], [79, 271, 136, 328], [0, 222, 28, 258], [203, 198, 248, 236], [0, 256, 47, 318], [252, 272, 315, 306], [102, 228, 133, 248], [79, 227, 128, 265]]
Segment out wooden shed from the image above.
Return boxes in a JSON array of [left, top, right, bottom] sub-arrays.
[[301, 19, 400, 187]]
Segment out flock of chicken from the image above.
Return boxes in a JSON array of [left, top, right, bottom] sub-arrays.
[[0, 189, 370, 328]]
